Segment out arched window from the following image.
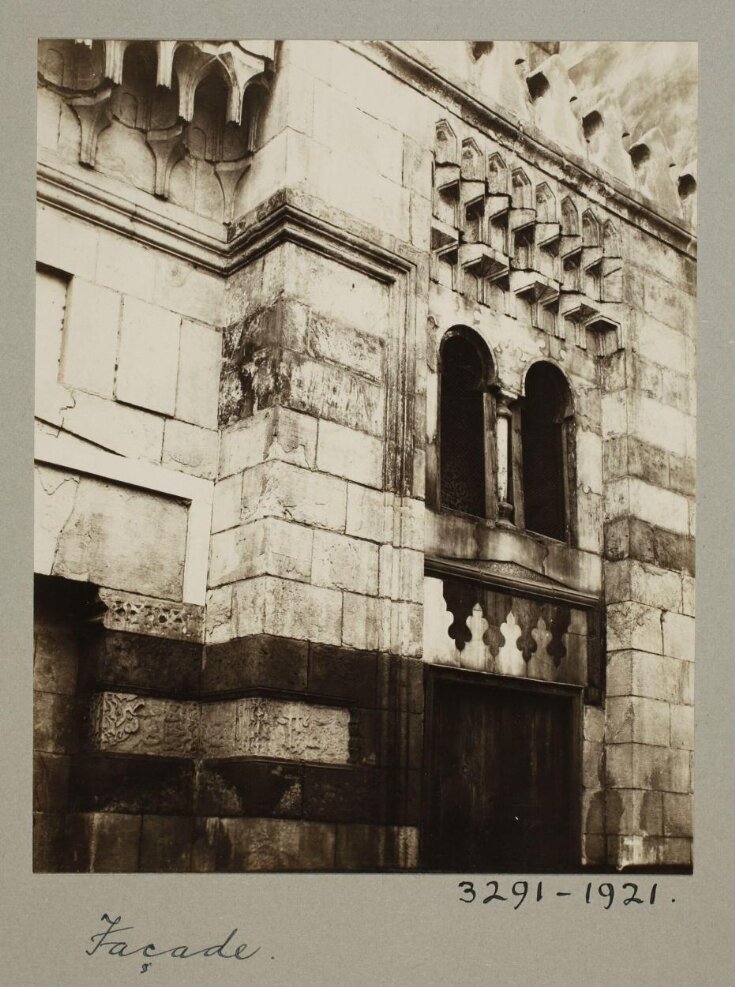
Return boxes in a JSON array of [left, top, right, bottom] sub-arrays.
[[521, 362, 574, 541], [439, 329, 494, 517]]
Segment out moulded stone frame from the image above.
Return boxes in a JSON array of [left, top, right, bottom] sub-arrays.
[[35, 431, 213, 605]]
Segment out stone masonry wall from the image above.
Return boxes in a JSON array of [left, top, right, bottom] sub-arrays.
[[34, 40, 696, 872]]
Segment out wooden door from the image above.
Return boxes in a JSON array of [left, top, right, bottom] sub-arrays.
[[424, 672, 581, 871]]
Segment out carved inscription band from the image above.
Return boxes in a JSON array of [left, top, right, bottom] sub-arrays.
[[90, 693, 351, 763]]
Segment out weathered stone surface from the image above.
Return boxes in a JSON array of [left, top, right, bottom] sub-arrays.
[[209, 518, 314, 587], [303, 765, 388, 823], [95, 229, 157, 302], [606, 743, 690, 793], [605, 789, 663, 837], [241, 461, 348, 532], [36, 467, 187, 599], [98, 589, 204, 642], [214, 816, 336, 871], [69, 753, 194, 815], [33, 752, 71, 812], [33, 813, 66, 872], [65, 811, 142, 872], [34, 622, 79, 696], [606, 602, 663, 654], [34, 691, 77, 754], [175, 319, 222, 429], [84, 628, 202, 695], [312, 530, 379, 595], [606, 696, 670, 746], [115, 297, 181, 415], [662, 612, 695, 661], [211, 473, 243, 533], [662, 792, 692, 837], [139, 815, 194, 871], [196, 760, 303, 817], [162, 419, 218, 480], [203, 634, 308, 695], [669, 704, 694, 750], [335, 824, 419, 869], [90, 692, 200, 757], [233, 575, 343, 645], [342, 592, 381, 651], [308, 643, 378, 706], [59, 278, 121, 398], [235, 698, 350, 763], [345, 484, 391, 544], [37, 205, 98, 281], [316, 420, 383, 488], [50, 389, 165, 463], [607, 650, 690, 705]]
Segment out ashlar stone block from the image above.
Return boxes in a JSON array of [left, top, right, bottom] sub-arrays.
[[607, 650, 688, 705], [606, 743, 690, 793], [233, 575, 342, 645], [209, 518, 314, 587], [241, 460, 348, 532], [346, 484, 391, 544], [662, 792, 692, 837], [342, 592, 381, 651], [59, 278, 121, 398], [606, 602, 663, 654], [316, 420, 383, 489], [606, 696, 670, 746], [669, 704, 694, 750], [60, 390, 165, 463], [115, 297, 181, 416], [175, 320, 222, 429], [662, 611, 695, 661], [312, 530, 379, 596], [162, 420, 218, 480]]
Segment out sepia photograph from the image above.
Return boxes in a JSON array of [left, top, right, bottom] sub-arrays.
[[32, 38, 698, 876]]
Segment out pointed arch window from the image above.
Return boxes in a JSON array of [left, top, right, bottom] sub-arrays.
[[438, 328, 495, 518], [521, 361, 575, 541]]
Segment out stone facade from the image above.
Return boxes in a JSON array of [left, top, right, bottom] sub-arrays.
[[34, 40, 696, 872]]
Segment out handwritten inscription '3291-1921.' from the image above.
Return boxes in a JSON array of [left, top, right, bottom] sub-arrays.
[[458, 880, 668, 908]]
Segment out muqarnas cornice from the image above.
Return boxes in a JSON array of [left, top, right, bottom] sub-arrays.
[[431, 118, 625, 356], [38, 40, 274, 217]]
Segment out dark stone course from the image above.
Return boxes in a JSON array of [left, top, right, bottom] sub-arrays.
[[376, 654, 425, 712], [33, 691, 80, 755], [203, 634, 308, 695], [139, 815, 195, 871], [33, 752, 71, 812], [335, 822, 411, 871], [33, 812, 66, 872], [302, 765, 388, 824], [349, 707, 409, 768], [654, 528, 695, 576], [195, 760, 304, 818], [64, 812, 142, 872], [308, 643, 377, 706], [81, 629, 202, 697], [69, 754, 194, 815], [604, 518, 695, 575]]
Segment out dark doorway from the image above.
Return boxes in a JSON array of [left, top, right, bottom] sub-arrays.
[[424, 670, 581, 872]]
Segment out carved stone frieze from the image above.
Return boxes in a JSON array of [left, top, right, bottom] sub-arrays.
[[90, 692, 199, 756], [98, 588, 204, 641], [235, 698, 350, 763], [89, 692, 351, 764]]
